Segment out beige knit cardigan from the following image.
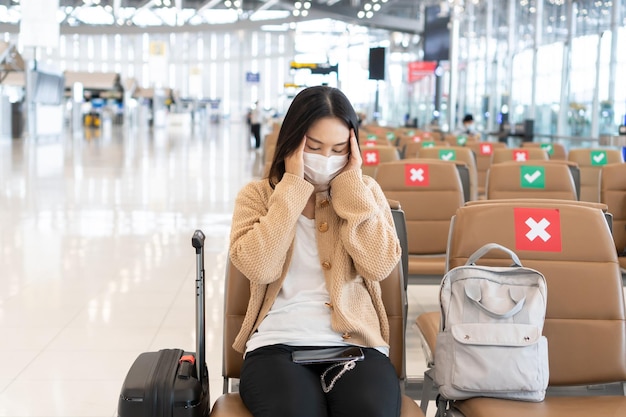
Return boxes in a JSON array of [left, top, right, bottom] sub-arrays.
[[229, 169, 402, 354]]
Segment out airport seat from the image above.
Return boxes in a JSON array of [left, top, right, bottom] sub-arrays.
[[466, 141, 507, 197], [485, 160, 577, 200], [360, 132, 395, 147], [389, 199, 409, 290], [568, 148, 624, 203], [209, 205, 425, 417], [394, 128, 424, 149], [360, 145, 401, 178], [262, 131, 278, 174], [601, 162, 626, 272], [360, 126, 399, 147], [427, 199, 626, 417], [442, 133, 476, 147], [376, 159, 465, 283], [403, 140, 448, 159], [414, 198, 614, 414], [419, 146, 479, 201], [521, 141, 568, 160], [491, 147, 549, 164]]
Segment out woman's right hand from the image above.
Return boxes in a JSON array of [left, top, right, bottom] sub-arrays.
[[284, 135, 306, 178]]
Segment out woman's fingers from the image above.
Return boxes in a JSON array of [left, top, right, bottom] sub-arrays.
[[285, 135, 306, 178], [345, 129, 362, 171]]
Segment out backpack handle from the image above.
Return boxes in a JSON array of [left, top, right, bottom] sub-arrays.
[[466, 243, 522, 267], [465, 283, 526, 319]]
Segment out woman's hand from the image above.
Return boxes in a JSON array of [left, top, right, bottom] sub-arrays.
[[342, 129, 362, 173], [285, 135, 306, 178]]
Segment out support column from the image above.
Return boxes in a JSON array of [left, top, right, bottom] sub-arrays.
[[503, 0, 516, 132], [484, 0, 494, 132], [447, 0, 462, 132], [557, 0, 575, 136], [590, 32, 603, 138], [529, 0, 543, 121], [608, 0, 620, 128]]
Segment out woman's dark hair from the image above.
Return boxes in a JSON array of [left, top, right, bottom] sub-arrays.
[[267, 86, 360, 188]]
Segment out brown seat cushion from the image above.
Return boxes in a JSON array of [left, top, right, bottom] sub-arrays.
[[210, 392, 425, 417], [455, 395, 626, 417]]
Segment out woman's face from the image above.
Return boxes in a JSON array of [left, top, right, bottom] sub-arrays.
[[304, 117, 350, 157]]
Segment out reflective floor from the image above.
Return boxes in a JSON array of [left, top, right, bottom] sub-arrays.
[[0, 120, 438, 417]]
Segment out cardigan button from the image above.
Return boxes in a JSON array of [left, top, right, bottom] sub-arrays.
[[342, 332, 351, 339], [318, 222, 328, 233], [320, 199, 330, 208], [321, 261, 331, 270]]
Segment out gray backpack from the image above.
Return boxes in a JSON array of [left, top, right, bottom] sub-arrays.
[[435, 243, 549, 402]]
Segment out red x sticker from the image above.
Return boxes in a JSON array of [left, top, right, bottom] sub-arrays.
[[363, 149, 380, 166], [479, 143, 493, 155], [514, 208, 562, 252], [404, 164, 430, 186], [513, 149, 529, 161], [412, 135, 422, 143]]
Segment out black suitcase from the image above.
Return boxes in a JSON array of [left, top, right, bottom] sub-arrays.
[[118, 230, 210, 417]]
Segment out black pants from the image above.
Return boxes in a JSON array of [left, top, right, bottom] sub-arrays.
[[240, 345, 401, 417], [251, 123, 261, 149]]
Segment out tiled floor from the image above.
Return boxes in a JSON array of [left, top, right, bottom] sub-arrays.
[[0, 120, 438, 417]]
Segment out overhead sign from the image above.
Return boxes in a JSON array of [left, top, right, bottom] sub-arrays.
[[246, 72, 260, 83], [149, 41, 168, 86], [20, 0, 59, 48], [407, 61, 437, 83], [283, 83, 305, 88], [290, 62, 338, 75]]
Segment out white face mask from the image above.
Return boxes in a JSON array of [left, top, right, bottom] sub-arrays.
[[303, 152, 349, 187]]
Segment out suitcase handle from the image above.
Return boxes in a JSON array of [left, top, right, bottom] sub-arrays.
[[192, 230, 206, 254], [192, 230, 207, 388]]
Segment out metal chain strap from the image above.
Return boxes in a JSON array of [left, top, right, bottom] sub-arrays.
[[320, 359, 358, 393]]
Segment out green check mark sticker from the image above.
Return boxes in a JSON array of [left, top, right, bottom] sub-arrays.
[[590, 150, 607, 166], [540, 143, 554, 155], [520, 166, 545, 188], [439, 149, 456, 161]]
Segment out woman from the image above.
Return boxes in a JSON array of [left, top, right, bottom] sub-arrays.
[[229, 86, 402, 417]]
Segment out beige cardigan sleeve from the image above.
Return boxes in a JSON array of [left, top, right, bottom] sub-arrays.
[[329, 169, 402, 281], [229, 174, 314, 284]]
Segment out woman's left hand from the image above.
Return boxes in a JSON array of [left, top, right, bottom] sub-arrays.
[[341, 129, 362, 173]]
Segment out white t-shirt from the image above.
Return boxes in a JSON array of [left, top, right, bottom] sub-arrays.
[[245, 215, 347, 354], [250, 107, 261, 124]]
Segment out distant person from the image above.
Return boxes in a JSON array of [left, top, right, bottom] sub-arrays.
[[249, 101, 262, 149], [461, 114, 476, 135]]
